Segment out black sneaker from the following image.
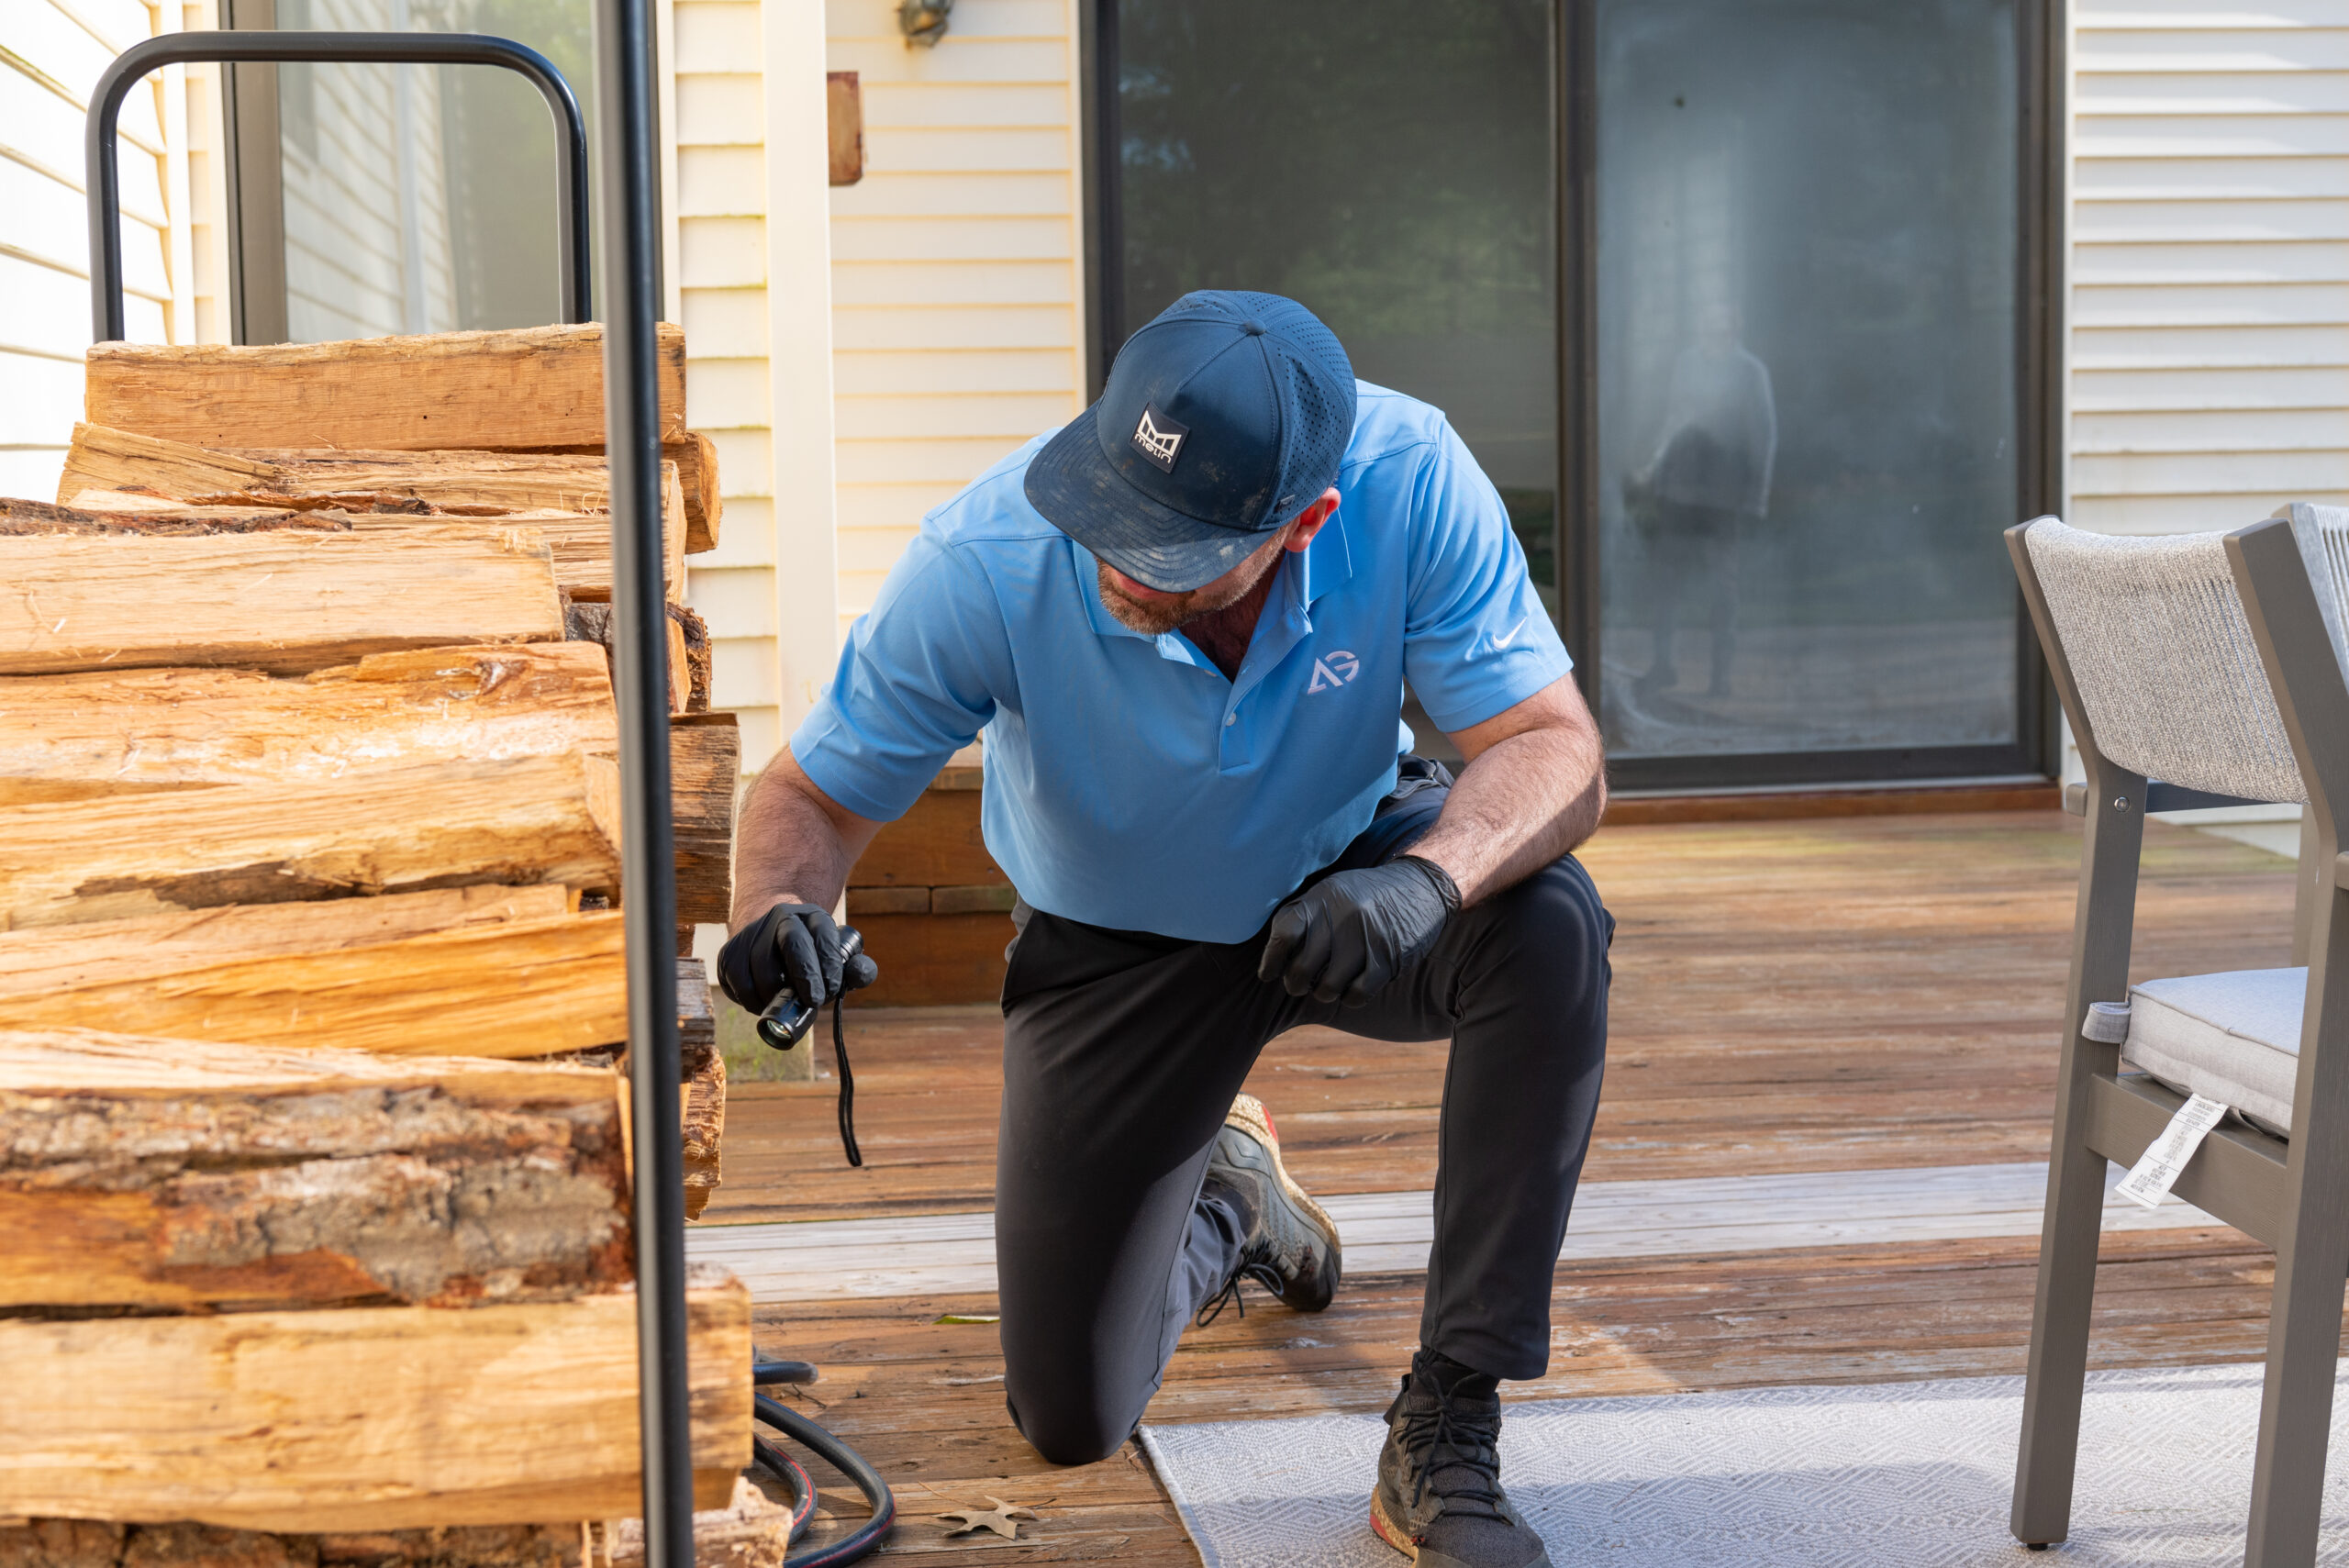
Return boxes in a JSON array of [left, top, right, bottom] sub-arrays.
[[1197, 1093, 1341, 1318], [1370, 1351, 1552, 1568]]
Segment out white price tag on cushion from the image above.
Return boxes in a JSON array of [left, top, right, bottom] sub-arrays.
[[2115, 1093, 2229, 1209]]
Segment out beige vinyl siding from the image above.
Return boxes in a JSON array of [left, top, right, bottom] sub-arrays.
[[674, 0, 776, 764], [671, 0, 840, 773], [0, 0, 228, 501], [2070, 0, 2349, 535], [824, 0, 1085, 635]]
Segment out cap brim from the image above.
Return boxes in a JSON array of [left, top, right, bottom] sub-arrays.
[[1023, 406, 1272, 594]]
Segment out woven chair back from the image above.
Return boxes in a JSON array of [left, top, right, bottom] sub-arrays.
[[2021, 514, 2349, 804]]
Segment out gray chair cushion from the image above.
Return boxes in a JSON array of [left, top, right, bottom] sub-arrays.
[[2124, 968, 2306, 1135]]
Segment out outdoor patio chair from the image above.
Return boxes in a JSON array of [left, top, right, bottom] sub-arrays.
[[2008, 506, 2349, 1565]]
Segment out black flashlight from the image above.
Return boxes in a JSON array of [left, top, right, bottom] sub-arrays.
[[755, 926, 867, 1050]]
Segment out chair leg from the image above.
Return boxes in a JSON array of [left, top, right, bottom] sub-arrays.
[[2010, 1140, 2110, 1547], [2243, 1187, 2349, 1564]]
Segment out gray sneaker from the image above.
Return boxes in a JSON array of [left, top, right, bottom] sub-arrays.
[[1197, 1093, 1341, 1317], [1370, 1352, 1552, 1568]]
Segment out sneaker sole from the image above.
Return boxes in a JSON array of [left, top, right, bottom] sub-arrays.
[[1368, 1488, 1419, 1562], [1226, 1093, 1338, 1243]]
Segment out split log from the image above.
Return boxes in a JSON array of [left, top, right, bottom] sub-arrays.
[[0, 1268, 751, 1529], [676, 431, 721, 553], [0, 1478, 792, 1568], [60, 422, 703, 553], [82, 323, 686, 454], [0, 886, 573, 985], [0, 527, 564, 678], [0, 1027, 629, 1311], [564, 601, 708, 714], [25, 488, 679, 604], [1, 495, 350, 535], [349, 509, 682, 604], [0, 911, 629, 1059], [676, 960, 725, 1221], [0, 751, 620, 929], [672, 714, 740, 951], [0, 645, 618, 806]]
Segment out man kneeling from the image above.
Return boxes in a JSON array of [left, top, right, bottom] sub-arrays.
[[720, 291, 1611, 1568]]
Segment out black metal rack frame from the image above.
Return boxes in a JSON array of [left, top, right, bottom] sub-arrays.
[[84, 17, 694, 1567]]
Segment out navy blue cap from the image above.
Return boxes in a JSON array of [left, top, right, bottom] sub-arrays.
[[1024, 290, 1356, 593]]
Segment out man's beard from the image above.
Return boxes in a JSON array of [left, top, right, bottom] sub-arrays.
[[1095, 531, 1288, 637]]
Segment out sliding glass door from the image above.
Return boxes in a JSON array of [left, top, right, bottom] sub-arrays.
[[1586, 0, 2044, 787], [1092, 0, 2054, 790], [1098, 0, 1561, 617]]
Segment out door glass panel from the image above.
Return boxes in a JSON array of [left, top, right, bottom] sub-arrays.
[[1594, 0, 2021, 768], [270, 0, 591, 341], [1111, 0, 1558, 616]]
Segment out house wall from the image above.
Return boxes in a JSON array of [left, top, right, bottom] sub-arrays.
[[2068, 0, 2349, 537], [1, 0, 232, 501], [820, 0, 1086, 636], [671, 0, 841, 773]]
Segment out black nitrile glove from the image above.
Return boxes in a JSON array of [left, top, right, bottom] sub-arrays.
[[1258, 854, 1462, 1006], [718, 901, 869, 1017]]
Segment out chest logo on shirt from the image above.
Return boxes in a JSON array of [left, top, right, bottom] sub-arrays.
[[1307, 651, 1361, 694], [1131, 404, 1188, 473]]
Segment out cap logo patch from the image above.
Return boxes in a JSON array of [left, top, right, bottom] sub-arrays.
[[1131, 404, 1188, 473]]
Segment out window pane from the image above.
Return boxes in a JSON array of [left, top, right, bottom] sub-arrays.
[[1594, 0, 2021, 762], [1113, 0, 1559, 612], [272, 0, 592, 341]]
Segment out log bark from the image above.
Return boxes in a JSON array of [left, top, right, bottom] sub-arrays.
[[1, 496, 349, 535], [677, 961, 726, 1222], [81, 325, 686, 454], [0, 1027, 629, 1311], [564, 602, 707, 715], [0, 528, 564, 678], [0, 1269, 750, 1529], [0, 911, 629, 1059], [0, 751, 621, 929], [671, 715, 740, 951], [0, 646, 618, 806], [60, 423, 700, 555]]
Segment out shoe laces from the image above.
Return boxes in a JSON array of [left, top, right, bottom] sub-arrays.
[[1193, 1262, 1285, 1328], [1397, 1385, 1509, 1523]]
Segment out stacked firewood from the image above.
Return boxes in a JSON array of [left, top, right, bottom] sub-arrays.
[[0, 326, 777, 1563]]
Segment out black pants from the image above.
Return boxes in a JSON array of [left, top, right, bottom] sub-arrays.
[[995, 763, 1614, 1464]]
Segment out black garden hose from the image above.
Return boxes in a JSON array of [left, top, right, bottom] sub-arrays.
[[751, 1360, 896, 1567]]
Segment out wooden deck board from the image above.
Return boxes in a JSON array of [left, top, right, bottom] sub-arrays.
[[709, 813, 2296, 1226], [723, 812, 2309, 1561]]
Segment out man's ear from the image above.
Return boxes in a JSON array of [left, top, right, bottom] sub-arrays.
[[1284, 488, 1342, 552]]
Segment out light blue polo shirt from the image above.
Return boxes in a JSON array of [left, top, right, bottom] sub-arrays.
[[790, 383, 1573, 943]]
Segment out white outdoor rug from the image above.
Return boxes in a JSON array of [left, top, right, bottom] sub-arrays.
[[1139, 1362, 2349, 1567]]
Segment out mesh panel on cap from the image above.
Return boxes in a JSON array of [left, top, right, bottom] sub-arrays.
[[1281, 350, 1353, 502]]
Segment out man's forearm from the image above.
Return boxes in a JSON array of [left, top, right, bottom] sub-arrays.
[[1407, 728, 1605, 906], [729, 756, 877, 929]]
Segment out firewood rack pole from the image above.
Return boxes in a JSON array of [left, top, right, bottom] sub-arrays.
[[85, 24, 698, 1568]]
